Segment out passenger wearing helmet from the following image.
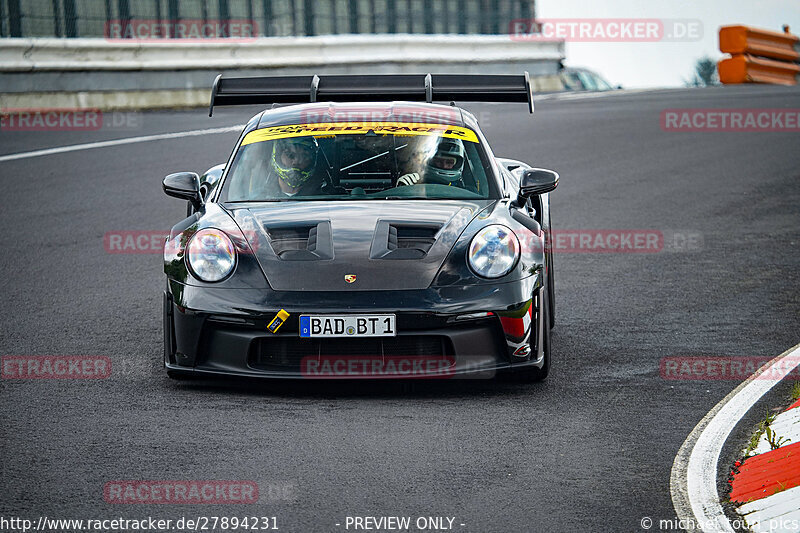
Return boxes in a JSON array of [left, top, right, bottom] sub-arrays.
[[396, 138, 465, 187], [265, 137, 332, 197]]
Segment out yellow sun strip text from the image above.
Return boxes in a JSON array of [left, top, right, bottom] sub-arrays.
[[241, 122, 479, 146]]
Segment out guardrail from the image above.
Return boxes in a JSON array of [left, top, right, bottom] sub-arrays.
[[0, 35, 565, 110], [718, 24, 800, 85]]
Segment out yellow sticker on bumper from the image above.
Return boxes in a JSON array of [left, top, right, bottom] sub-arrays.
[[267, 309, 290, 333], [241, 122, 479, 146]]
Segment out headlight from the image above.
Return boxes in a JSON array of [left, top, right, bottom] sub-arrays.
[[467, 225, 520, 279], [186, 228, 236, 282]]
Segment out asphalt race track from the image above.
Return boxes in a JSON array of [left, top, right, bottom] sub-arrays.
[[1, 85, 799, 532]]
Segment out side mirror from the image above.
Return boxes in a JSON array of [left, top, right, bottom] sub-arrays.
[[519, 168, 559, 200], [163, 172, 202, 210]]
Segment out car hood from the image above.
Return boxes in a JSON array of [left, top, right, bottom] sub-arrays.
[[227, 200, 495, 291]]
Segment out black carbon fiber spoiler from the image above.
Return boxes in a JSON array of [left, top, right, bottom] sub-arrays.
[[208, 72, 534, 116]]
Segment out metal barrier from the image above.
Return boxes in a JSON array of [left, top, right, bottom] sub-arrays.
[[0, 34, 565, 110], [718, 24, 800, 85], [0, 0, 536, 38]]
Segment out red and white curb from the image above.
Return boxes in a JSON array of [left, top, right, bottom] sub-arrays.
[[671, 343, 800, 533], [731, 399, 800, 532]]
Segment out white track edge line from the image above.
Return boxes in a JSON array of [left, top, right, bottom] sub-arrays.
[[0, 125, 242, 162]]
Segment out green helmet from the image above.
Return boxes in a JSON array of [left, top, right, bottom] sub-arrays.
[[271, 137, 319, 188]]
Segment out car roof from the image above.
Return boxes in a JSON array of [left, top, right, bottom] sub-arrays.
[[256, 101, 469, 129]]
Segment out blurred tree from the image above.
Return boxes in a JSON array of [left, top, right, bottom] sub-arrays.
[[686, 56, 719, 87]]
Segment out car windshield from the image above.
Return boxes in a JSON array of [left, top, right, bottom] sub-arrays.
[[219, 121, 497, 202]]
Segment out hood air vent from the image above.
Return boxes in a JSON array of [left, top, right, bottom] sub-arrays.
[[370, 222, 442, 260], [267, 222, 333, 261]]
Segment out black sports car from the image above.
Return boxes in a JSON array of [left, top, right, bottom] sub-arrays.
[[162, 73, 558, 381]]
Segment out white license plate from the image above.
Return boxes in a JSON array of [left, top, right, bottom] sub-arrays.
[[299, 315, 396, 338]]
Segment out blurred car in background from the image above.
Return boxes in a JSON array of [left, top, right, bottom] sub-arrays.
[[560, 67, 620, 91]]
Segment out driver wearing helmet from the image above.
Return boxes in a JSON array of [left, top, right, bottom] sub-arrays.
[[265, 136, 332, 197], [397, 138, 466, 187]]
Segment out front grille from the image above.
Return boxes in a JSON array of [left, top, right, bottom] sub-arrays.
[[249, 335, 451, 371]]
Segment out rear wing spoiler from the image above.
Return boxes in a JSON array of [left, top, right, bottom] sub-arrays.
[[208, 72, 534, 116]]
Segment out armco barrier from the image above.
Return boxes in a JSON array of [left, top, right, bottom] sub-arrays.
[[0, 35, 565, 111], [718, 25, 800, 85], [718, 54, 800, 85], [719, 25, 800, 63]]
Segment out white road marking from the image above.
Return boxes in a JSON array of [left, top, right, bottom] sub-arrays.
[[0, 92, 664, 163], [670, 342, 800, 533], [533, 88, 667, 101], [0, 125, 242, 163]]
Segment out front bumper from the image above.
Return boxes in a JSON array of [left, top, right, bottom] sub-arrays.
[[164, 275, 543, 379]]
